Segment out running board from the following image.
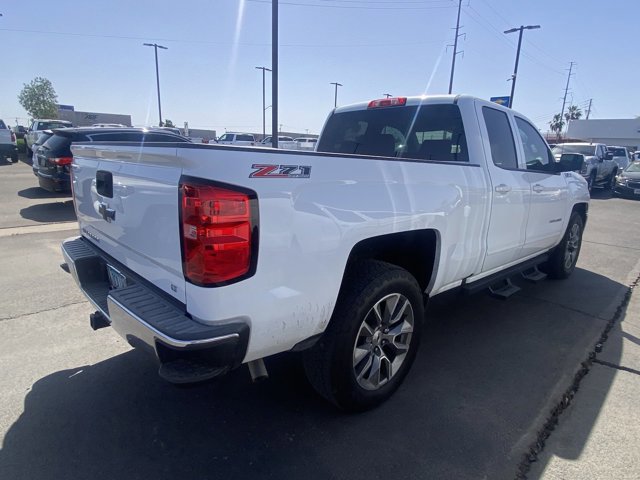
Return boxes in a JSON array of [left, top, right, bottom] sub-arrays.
[[488, 278, 521, 300], [521, 266, 547, 283], [462, 253, 549, 297]]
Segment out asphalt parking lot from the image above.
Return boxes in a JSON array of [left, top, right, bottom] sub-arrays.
[[1, 156, 639, 480]]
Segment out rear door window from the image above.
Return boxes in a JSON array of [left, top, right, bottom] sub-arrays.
[[0, 120, 6, 129], [481, 107, 518, 169], [317, 104, 469, 162], [237, 134, 254, 142]]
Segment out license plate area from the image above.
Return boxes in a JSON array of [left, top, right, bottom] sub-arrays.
[[634, 189, 640, 195], [106, 264, 128, 290]]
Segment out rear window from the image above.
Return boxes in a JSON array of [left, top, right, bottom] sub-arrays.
[[0, 120, 6, 129], [316, 104, 469, 162], [608, 147, 626, 156], [38, 121, 72, 130], [552, 145, 596, 156], [34, 133, 53, 146], [41, 134, 73, 155], [237, 134, 255, 142]]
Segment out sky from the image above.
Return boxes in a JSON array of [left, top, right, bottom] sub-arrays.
[[0, 0, 637, 136]]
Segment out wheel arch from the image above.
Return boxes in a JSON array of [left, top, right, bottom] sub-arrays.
[[343, 229, 440, 294]]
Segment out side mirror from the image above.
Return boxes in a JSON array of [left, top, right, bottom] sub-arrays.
[[557, 153, 584, 173], [605, 152, 613, 160]]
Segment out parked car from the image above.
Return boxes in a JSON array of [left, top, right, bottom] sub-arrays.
[[260, 135, 297, 149], [62, 94, 589, 411], [632, 151, 640, 162], [34, 127, 191, 193], [31, 130, 54, 173], [217, 132, 256, 146], [613, 161, 640, 198], [25, 119, 73, 149], [607, 146, 630, 170], [0, 119, 19, 163], [294, 137, 318, 150], [552, 143, 616, 191]]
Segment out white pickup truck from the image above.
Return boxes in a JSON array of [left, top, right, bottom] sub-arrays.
[[62, 95, 589, 411], [0, 119, 19, 163]]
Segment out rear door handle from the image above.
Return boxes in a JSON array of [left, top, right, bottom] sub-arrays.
[[533, 184, 544, 193], [494, 184, 511, 194]]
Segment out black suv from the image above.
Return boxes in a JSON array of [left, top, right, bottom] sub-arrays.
[[34, 128, 191, 193]]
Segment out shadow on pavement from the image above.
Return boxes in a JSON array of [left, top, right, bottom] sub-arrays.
[[0, 269, 624, 480], [18, 187, 71, 200], [20, 201, 76, 223]]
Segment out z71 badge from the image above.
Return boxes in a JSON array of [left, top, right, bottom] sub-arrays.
[[250, 164, 311, 179]]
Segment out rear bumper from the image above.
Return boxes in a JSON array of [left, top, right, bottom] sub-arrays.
[[613, 184, 640, 198], [61, 236, 249, 376], [37, 172, 71, 192], [0, 143, 18, 156]]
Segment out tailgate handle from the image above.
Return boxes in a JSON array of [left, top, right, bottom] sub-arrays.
[[96, 170, 113, 198], [98, 203, 116, 222]]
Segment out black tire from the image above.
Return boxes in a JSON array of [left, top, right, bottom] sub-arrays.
[[587, 172, 596, 193], [303, 260, 424, 411], [11, 154, 19, 163], [543, 212, 584, 279], [607, 171, 617, 190]]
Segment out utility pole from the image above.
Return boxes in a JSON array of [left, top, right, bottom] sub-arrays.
[[272, 0, 279, 148], [383, 93, 392, 98], [559, 61, 575, 135], [255, 66, 272, 139], [143, 43, 168, 126], [330, 82, 342, 108], [586, 98, 593, 119], [448, 0, 463, 94], [504, 25, 540, 108]]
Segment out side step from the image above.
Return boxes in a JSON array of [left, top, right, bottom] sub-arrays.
[[488, 278, 521, 300], [521, 266, 547, 283], [159, 359, 230, 384]]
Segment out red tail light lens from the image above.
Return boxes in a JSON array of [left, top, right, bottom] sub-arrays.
[[180, 179, 257, 286], [11, 132, 16, 142], [367, 97, 407, 109], [51, 156, 73, 165]]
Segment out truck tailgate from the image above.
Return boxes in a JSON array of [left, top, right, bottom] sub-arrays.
[[71, 143, 186, 303]]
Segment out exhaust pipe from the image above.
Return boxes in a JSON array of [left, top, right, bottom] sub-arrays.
[[247, 359, 268, 383]]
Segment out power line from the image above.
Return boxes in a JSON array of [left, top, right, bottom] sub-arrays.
[[246, 0, 457, 9], [0, 28, 442, 48]]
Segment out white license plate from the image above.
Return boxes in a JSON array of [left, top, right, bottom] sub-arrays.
[[634, 189, 640, 195], [106, 264, 128, 290]]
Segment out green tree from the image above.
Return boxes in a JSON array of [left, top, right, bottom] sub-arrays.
[[564, 105, 583, 122], [163, 119, 174, 128], [549, 113, 565, 140], [18, 77, 58, 119]]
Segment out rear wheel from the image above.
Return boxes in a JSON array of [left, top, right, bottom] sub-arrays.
[[543, 212, 584, 279], [303, 260, 424, 411], [11, 153, 19, 163]]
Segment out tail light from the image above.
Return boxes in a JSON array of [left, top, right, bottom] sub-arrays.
[[11, 132, 16, 142], [51, 156, 73, 165], [368, 97, 407, 109], [180, 177, 258, 286]]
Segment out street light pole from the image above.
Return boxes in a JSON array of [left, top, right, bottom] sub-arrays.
[[504, 25, 540, 108], [272, 0, 279, 148], [330, 82, 342, 108], [143, 43, 168, 126], [255, 66, 272, 139]]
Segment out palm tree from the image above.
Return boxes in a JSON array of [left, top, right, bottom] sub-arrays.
[[549, 113, 565, 140], [564, 105, 583, 122]]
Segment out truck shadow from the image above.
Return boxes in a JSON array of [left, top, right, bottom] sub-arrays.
[[19, 201, 76, 223], [0, 268, 624, 480]]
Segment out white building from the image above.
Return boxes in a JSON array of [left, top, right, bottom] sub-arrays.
[[566, 119, 640, 150]]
